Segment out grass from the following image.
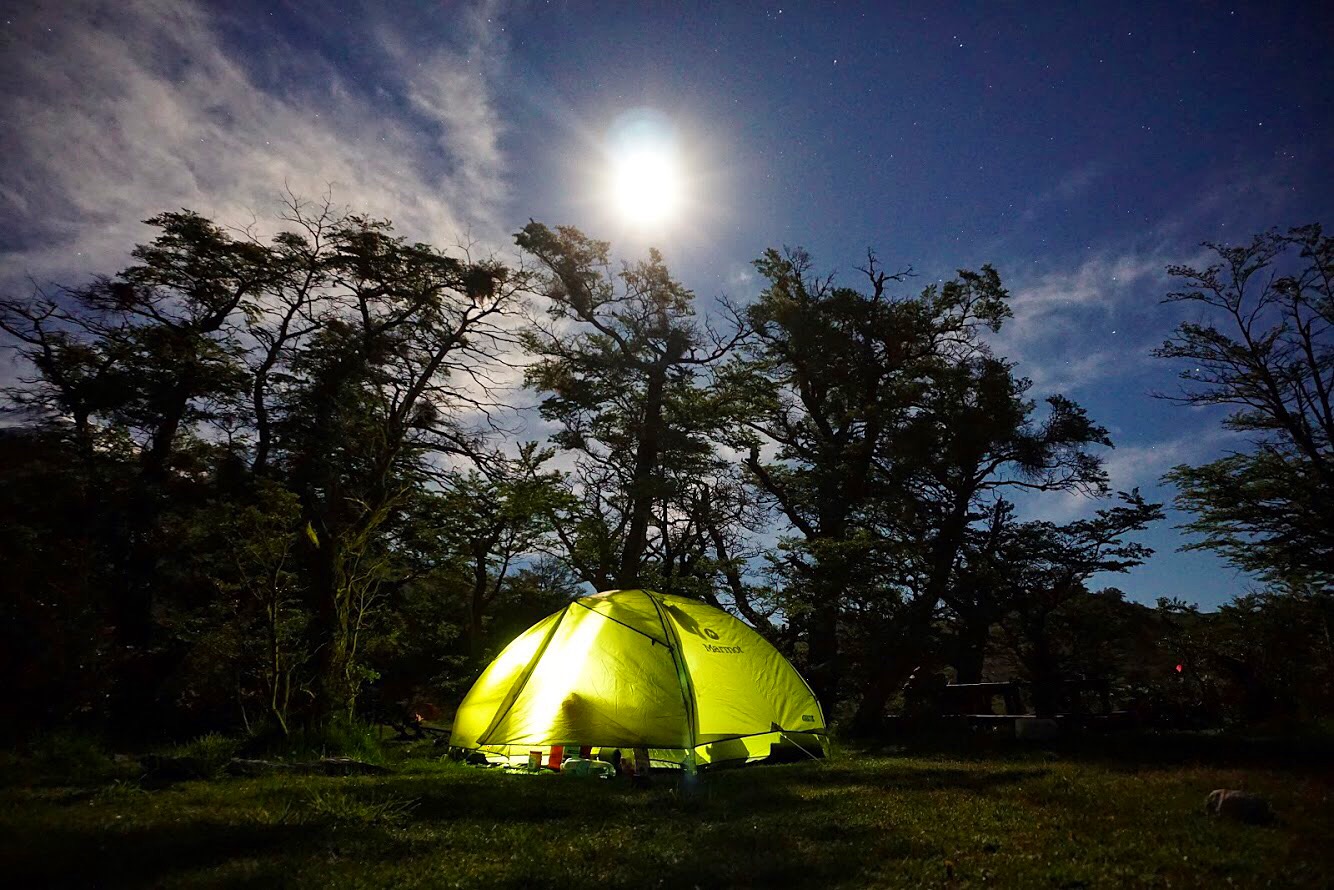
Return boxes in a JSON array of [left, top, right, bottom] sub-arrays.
[[2, 735, 1331, 888], [20, 731, 128, 785], [245, 719, 389, 765], [156, 732, 246, 779]]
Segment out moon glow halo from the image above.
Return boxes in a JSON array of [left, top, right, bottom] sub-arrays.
[[605, 109, 684, 229]]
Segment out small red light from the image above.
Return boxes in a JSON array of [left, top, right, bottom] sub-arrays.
[[1175, 664, 1184, 673]]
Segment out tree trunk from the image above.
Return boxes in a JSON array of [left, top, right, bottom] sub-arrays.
[[850, 651, 917, 735], [617, 361, 666, 587], [251, 367, 273, 474], [305, 512, 349, 722], [468, 552, 488, 662], [953, 615, 993, 684], [850, 674, 893, 735], [1028, 624, 1059, 717], [804, 588, 842, 714], [108, 472, 170, 737]]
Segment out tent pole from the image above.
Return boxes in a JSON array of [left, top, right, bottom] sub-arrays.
[[645, 590, 699, 778], [475, 606, 569, 748], [779, 731, 823, 761]]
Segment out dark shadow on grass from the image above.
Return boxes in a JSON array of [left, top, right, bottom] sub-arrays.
[[801, 765, 1050, 792], [855, 728, 1334, 771], [691, 759, 1049, 796], [363, 764, 954, 888], [393, 774, 618, 823], [7, 746, 1331, 888], [2, 821, 325, 888], [373, 760, 1047, 831], [236, 766, 909, 888], [1059, 731, 1334, 771], [483, 814, 913, 889], [366, 762, 826, 822]]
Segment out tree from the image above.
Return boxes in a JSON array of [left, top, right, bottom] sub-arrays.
[[0, 427, 120, 739], [516, 222, 740, 590], [1, 211, 280, 734], [680, 470, 788, 640], [727, 247, 1113, 724], [0, 210, 266, 658], [171, 481, 310, 735], [1156, 224, 1333, 592], [996, 491, 1163, 715], [432, 444, 571, 660], [1219, 589, 1334, 722], [860, 358, 1111, 723], [0, 198, 529, 732], [941, 499, 1023, 684], [276, 214, 521, 718], [724, 248, 944, 711], [1157, 589, 1334, 726], [240, 193, 343, 476]]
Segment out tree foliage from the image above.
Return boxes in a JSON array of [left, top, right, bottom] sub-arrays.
[[0, 197, 553, 737], [993, 491, 1164, 714], [516, 222, 741, 590], [725, 248, 1114, 726], [1156, 225, 1334, 591], [4, 197, 1325, 744]]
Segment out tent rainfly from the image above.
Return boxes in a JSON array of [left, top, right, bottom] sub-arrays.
[[449, 589, 828, 769]]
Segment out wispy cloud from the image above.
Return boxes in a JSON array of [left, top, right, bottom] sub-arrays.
[[0, 0, 512, 291], [1021, 426, 1241, 523], [1018, 347, 1125, 396], [1011, 251, 1164, 316], [1017, 160, 1105, 224], [993, 247, 1173, 394], [987, 151, 1299, 401]]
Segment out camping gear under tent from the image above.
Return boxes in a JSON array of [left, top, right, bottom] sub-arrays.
[[449, 589, 828, 769]]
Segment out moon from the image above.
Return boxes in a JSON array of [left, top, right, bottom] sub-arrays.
[[605, 109, 685, 229], [611, 144, 682, 226]]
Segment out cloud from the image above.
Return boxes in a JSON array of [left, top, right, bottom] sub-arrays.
[[1017, 160, 1104, 224], [991, 247, 1173, 394], [0, 0, 513, 291], [1020, 426, 1241, 523], [1011, 251, 1164, 316], [1100, 430, 1234, 492], [988, 155, 1291, 400], [1018, 347, 1124, 396]]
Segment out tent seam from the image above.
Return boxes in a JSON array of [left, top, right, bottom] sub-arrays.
[[475, 606, 568, 746], [569, 598, 668, 645], [645, 590, 700, 760]]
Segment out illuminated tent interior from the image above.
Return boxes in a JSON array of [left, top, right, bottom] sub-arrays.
[[449, 589, 828, 769]]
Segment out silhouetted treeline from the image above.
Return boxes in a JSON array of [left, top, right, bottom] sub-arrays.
[[0, 198, 1328, 743]]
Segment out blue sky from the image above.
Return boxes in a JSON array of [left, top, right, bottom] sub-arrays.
[[2, 0, 1331, 607]]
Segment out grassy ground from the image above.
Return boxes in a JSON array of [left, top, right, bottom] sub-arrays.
[[2, 735, 1331, 888]]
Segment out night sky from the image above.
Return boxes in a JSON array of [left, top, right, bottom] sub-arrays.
[[2, 1, 1331, 607]]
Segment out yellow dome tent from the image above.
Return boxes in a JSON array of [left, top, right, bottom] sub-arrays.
[[449, 589, 827, 770]]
